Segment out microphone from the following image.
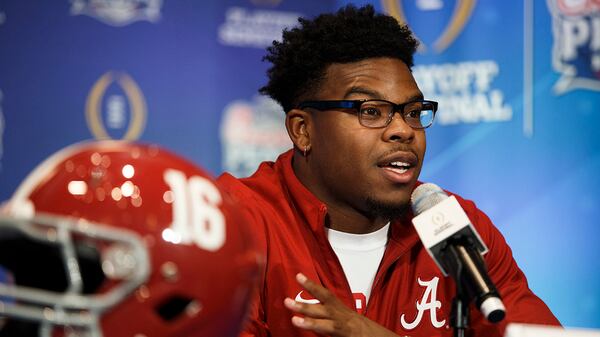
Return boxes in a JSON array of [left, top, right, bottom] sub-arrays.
[[411, 183, 506, 323]]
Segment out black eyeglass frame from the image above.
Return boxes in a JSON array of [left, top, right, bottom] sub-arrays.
[[297, 99, 438, 129]]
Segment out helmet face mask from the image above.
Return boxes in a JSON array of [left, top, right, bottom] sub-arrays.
[[0, 141, 261, 337], [0, 213, 150, 335]]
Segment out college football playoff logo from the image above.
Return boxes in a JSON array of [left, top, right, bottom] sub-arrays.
[[381, 0, 476, 53], [85, 71, 147, 140]]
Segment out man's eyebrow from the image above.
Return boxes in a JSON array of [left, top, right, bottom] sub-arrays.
[[343, 86, 381, 99], [343, 88, 425, 103], [405, 93, 424, 102]]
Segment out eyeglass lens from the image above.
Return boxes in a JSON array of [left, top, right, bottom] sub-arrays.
[[358, 100, 434, 128]]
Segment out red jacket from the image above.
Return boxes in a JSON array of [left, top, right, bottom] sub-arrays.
[[217, 150, 560, 337]]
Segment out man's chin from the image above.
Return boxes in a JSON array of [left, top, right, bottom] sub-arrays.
[[365, 197, 411, 221]]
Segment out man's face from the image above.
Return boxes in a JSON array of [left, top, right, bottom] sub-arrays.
[[304, 57, 427, 218]]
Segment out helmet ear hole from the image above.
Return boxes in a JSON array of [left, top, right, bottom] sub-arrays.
[[155, 296, 196, 322]]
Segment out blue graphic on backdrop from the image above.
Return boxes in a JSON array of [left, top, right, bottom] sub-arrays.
[[547, 0, 600, 94], [70, 0, 163, 27], [413, 60, 513, 125], [216, 2, 305, 176], [218, 6, 300, 48], [220, 95, 290, 177]]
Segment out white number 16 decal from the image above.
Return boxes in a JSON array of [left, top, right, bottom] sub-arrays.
[[164, 169, 225, 251]]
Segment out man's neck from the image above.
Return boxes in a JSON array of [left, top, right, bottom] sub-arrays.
[[325, 204, 389, 234], [292, 153, 389, 234]]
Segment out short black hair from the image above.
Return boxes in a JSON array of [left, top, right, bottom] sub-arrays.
[[260, 4, 419, 112]]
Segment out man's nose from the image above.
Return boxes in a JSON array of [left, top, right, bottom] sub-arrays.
[[382, 111, 415, 142]]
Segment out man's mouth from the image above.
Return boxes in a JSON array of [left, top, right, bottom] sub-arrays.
[[377, 153, 418, 184], [383, 161, 412, 174]]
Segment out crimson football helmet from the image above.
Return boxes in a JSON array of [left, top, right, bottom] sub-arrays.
[[0, 141, 262, 337]]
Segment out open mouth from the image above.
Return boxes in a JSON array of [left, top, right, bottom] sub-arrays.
[[382, 161, 412, 174], [377, 153, 418, 184]]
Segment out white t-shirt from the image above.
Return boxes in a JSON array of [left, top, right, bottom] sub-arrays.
[[326, 223, 390, 308]]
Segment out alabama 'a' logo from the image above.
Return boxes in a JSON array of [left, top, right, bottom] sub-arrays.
[[85, 71, 147, 141], [400, 277, 446, 330], [381, 0, 476, 53]]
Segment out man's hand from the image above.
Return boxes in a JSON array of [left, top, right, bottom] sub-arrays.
[[283, 273, 400, 337]]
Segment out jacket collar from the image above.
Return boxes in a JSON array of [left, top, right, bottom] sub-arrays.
[[277, 150, 328, 234]]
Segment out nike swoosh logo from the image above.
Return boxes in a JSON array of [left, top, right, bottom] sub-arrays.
[[294, 291, 320, 304]]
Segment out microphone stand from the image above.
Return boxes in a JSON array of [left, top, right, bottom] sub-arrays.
[[448, 247, 471, 337], [450, 290, 470, 337]]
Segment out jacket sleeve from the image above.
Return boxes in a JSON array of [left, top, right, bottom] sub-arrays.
[[456, 197, 561, 336], [238, 292, 269, 337], [217, 173, 271, 337], [237, 204, 270, 337], [237, 205, 270, 337]]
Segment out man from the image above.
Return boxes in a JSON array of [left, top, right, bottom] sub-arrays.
[[218, 4, 560, 337]]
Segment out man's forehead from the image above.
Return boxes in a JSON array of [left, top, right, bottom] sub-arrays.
[[326, 57, 410, 73], [322, 58, 421, 101]]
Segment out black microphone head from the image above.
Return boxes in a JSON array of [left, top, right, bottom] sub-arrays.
[[488, 308, 506, 323], [478, 296, 506, 323], [411, 183, 449, 216]]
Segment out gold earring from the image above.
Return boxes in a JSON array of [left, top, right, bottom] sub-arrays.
[[303, 145, 311, 157]]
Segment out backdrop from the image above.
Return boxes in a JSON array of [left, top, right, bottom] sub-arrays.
[[0, 0, 598, 329]]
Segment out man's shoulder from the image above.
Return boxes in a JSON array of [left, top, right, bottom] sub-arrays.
[[429, 183, 496, 232], [217, 159, 287, 205], [444, 188, 478, 213]]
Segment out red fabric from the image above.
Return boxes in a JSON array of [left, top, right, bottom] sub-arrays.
[[218, 150, 560, 337]]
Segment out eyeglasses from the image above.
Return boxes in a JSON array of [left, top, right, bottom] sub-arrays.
[[297, 99, 438, 129]]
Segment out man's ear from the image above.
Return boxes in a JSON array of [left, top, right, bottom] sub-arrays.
[[285, 108, 311, 151]]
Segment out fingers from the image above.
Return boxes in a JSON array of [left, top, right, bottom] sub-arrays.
[[284, 297, 337, 335], [291, 316, 337, 335], [295, 273, 335, 304], [284, 297, 330, 319], [283, 273, 397, 337]]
